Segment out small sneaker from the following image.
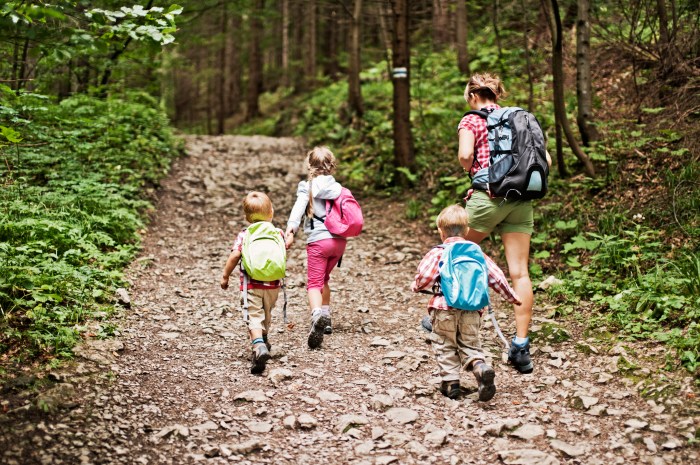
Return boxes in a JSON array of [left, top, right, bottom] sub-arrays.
[[440, 381, 461, 400], [472, 362, 496, 401], [324, 315, 333, 335], [250, 343, 270, 375], [420, 315, 433, 333], [508, 340, 534, 374], [307, 309, 331, 349], [262, 334, 271, 351]]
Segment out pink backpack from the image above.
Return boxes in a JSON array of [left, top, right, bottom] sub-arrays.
[[320, 187, 364, 237]]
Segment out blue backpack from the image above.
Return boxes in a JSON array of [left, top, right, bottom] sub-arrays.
[[438, 242, 490, 311]]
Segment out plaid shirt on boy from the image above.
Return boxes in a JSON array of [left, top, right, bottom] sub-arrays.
[[412, 237, 520, 311], [457, 104, 500, 177], [232, 229, 283, 291]]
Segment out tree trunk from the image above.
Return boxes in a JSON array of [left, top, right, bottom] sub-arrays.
[[17, 38, 30, 92], [392, 0, 415, 172], [323, 4, 340, 79], [377, 2, 393, 77], [544, 0, 595, 177], [304, 1, 317, 89], [246, 0, 263, 121], [656, 0, 672, 78], [11, 32, 20, 92], [455, 0, 469, 75], [492, 0, 503, 67], [228, 12, 242, 115], [432, 0, 449, 49], [555, 109, 567, 177], [216, 3, 228, 135], [348, 0, 364, 117], [576, 0, 598, 145], [521, 0, 534, 111], [281, 0, 290, 87]]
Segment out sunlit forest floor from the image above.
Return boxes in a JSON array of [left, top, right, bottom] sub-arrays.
[[1, 136, 697, 464]]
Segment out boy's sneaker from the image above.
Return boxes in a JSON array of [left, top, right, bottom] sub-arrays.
[[307, 309, 331, 349], [420, 315, 433, 333], [508, 340, 534, 374], [472, 362, 496, 401], [440, 381, 461, 400], [262, 334, 271, 351], [250, 343, 270, 375]]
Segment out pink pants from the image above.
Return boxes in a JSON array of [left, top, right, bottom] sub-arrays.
[[306, 238, 347, 291]]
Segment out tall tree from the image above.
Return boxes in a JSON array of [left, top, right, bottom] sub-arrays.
[[216, 2, 228, 135], [432, 0, 449, 48], [455, 0, 469, 75], [392, 0, 415, 172], [347, 0, 364, 117], [281, 0, 290, 87], [246, 0, 263, 120], [322, 4, 340, 79], [227, 11, 242, 116], [521, 0, 534, 111], [544, 0, 595, 177], [576, 0, 598, 145], [304, 1, 317, 89]]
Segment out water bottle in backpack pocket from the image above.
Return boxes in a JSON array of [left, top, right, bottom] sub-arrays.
[[438, 242, 490, 311]]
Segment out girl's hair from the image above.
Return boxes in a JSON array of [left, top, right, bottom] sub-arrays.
[[243, 191, 273, 223], [464, 73, 506, 103], [436, 205, 469, 238], [306, 146, 337, 217]]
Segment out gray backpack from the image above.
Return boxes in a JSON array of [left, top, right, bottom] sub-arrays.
[[465, 107, 549, 200]]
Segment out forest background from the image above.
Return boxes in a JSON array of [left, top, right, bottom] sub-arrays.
[[0, 0, 698, 388]]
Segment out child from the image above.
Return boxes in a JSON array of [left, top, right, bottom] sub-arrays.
[[411, 205, 521, 401], [285, 146, 346, 349], [221, 191, 286, 375]]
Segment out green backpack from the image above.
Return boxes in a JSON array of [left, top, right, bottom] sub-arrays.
[[241, 221, 286, 281]]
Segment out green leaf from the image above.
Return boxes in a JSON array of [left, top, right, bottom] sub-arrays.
[[0, 125, 23, 143]]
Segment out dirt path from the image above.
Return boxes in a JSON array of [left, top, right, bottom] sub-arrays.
[[1, 136, 697, 464]]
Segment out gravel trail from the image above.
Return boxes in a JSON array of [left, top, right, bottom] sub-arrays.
[[1, 136, 697, 465]]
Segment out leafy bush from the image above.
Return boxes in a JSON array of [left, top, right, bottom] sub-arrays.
[[0, 87, 180, 362]]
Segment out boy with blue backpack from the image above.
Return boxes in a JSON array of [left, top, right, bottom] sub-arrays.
[[411, 205, 521, 401], [221, 192, 288, 375]]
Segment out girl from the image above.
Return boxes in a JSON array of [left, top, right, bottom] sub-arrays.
[[285, 146, 346, 349], [457, 73, 551, 374]]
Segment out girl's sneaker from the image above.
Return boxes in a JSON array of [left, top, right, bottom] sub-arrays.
[[308, 309, 331, 349], [250, 343, 270, 374], [262, 334, 271, 351]]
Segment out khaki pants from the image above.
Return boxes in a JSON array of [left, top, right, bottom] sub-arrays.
[[429, 309, 485, 382], [243, 288, 280, 332]]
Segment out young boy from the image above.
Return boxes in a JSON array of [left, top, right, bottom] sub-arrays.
[[411, 205, 521, 401], [221, 192, 286, 375]]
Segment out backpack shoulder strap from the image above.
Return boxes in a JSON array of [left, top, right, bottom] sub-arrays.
[[464, 110, 489, 119]]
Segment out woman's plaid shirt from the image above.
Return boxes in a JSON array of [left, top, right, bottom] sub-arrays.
[[411, 237, 521, 311]]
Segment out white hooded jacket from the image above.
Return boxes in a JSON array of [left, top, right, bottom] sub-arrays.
[[287, 175, 344, 243]]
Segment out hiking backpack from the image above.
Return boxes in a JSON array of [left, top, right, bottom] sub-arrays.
[[465, 107, 549, 200], [312, 187, 364, 238], [241, 221, 287, 281], [437, 242, 490, 311]]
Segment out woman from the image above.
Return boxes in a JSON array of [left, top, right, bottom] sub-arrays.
[[457, 73, 551, 374]]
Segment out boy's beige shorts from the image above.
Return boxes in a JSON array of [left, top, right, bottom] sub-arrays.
[[429, 309, 485, 382], [242, 288, 280, 332]]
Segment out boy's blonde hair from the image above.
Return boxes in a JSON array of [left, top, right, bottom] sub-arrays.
[[243, 191, 273, 223], [437, 205, 469, 238], [306, 146, 337, 216], [464, 73, 506, 103]]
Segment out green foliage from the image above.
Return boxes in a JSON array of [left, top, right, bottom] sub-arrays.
[[0, 89, 179, 362]]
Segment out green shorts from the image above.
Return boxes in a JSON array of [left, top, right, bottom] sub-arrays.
[[465, 190, 534, 235]]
